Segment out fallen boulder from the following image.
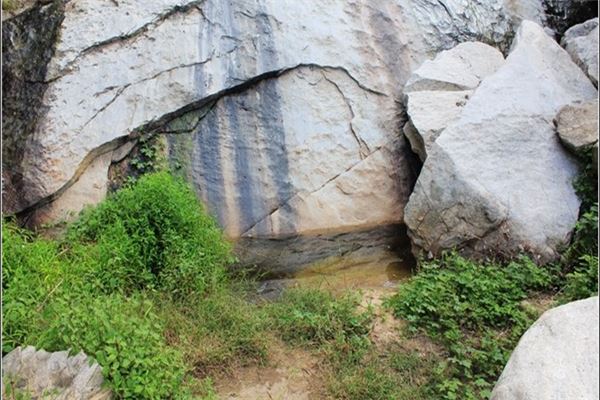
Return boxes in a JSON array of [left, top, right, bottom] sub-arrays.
[[402, 42, 505, 160], [555, 98, 599, 155], [2, 346, 111, 400], [404, 21, 598, 262], [491, 296, 599, 400], [561, 17, 599, 86]]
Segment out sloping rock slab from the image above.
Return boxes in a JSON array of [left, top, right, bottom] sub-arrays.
[[491, 296, 599, 400], [404, 21, 598, 262]]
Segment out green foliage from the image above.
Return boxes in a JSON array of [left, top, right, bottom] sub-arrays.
[[561, 254, 598, 303], [268, 288, 372, 346], [2, 172, 238, 398], [387, 253, 552, 399], [129, 136, 168, 175], [35, 294, 186, 399], [68, 171, 232, 297]]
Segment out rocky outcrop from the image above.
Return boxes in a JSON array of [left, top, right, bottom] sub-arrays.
[[404, 20, 598, 262], [491, 296, 599, 400], [555, 99, 599, 154], [2, 0, 546, 238], [402, 42, 505, 160], [2, 346, 111, 400], [561, 18, 599, 86]]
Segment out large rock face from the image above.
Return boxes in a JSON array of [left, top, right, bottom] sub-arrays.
[[404, 21, 597, 262], [2, 346, 111, 400], [491, 296, 599, 400], [2, 0, 546, 238]]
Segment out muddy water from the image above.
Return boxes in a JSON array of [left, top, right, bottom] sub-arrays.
[[233, 224, 415, 297]]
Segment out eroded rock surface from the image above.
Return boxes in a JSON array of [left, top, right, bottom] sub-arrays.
[[2, 0, 546, 238], [555, 98, 599, 154], [491, 296, 599, 400], [561, 17, 599, 86], [404, 21, 597, 262], [403, 42, 505, 160], [2, 346, 111, 400]]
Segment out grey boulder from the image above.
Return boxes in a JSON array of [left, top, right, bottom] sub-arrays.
[[404, 20, 598, 262], [403, 41, 505, 161], [491, 297, 599, 400]]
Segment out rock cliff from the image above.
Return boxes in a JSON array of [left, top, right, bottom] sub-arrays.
[[3, 0, 547, 238]]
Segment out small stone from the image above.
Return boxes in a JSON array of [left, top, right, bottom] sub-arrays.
[[555, 99, 599, 154]]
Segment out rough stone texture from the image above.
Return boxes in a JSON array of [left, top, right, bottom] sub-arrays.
[[404, 21, 598, 262], [491, 296, 599, 400], [561, 17, 599, 86], [2, 346, 111, 400], [555, 98, 599, 154], [403, 42, 504, 160], [1, 0, 64, 214], [3, 0, 546, 237]]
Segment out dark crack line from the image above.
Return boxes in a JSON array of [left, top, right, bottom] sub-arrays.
[[48, 0, 209, 80], [321, 71, 371, 159]]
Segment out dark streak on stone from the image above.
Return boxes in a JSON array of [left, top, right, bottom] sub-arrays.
[[2, 0, 65, 216]]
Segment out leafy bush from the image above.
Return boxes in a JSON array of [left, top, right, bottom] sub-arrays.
[[268, 288, 372, 346], [386, 253, 552, 399], [34, 294, 186, 399], [68, 171, 232, 297]]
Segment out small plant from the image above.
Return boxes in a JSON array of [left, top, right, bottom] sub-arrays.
[[386, 253, 552, 399]]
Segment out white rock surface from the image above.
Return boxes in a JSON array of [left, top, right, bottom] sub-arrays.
[[404, 21, 598, 261], [402, 42, 505, 160], [555, 98, 599, 153], [404, 41, 506, 92], [491, 297, 599, 400], [561, 18, 599, 86], [2, 346, 111, 400], [5, 0, 547, 237]]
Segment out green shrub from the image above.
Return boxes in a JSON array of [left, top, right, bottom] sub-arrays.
[[268, 288, 372, 346], [34, 294, 187, 399], [68, 172, 232, 297], [386, 253, 552, 399]]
